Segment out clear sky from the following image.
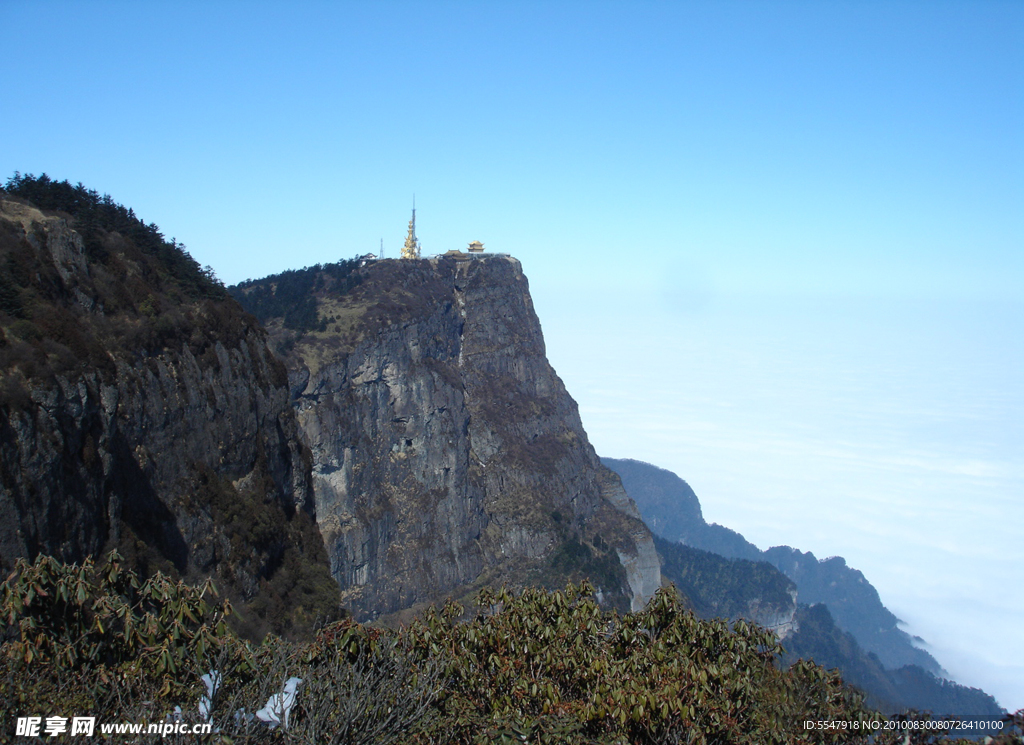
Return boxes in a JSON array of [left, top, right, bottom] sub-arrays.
[[4, 0, 1021, 710]]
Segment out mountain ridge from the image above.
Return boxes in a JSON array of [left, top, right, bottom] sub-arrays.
[[602, 456, 942, 674], [602, 456, 1003, 715], [0, 177, 339, 640]]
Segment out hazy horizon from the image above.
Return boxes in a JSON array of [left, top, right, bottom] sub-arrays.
[[4, 0, 1020, 711]]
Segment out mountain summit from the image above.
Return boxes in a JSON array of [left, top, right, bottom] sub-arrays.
[[232, 255, 661, 620]]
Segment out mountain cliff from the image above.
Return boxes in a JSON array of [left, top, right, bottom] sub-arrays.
[[2, 177, 1008, 727], [0, 178, 339, 639], [1, 175, 659, 635], [232, 256, 661, 620]]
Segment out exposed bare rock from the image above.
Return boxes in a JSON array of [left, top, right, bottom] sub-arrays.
[[267, 256, 660, 619]]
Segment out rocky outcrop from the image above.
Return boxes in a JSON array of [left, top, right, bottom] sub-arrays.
[[598, 470, 661, 611], [747, 587, 799, 639], [0, 193, 337, 638], [275, 256, 660, 619]]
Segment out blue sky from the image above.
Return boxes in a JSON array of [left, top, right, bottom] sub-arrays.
[[4, 0, 1022, 709], [5, 1, 1021, 299]]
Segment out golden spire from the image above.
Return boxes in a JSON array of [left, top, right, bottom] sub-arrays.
[[401, 200, 420, 259]]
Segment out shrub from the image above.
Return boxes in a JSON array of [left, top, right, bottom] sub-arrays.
[[0, 551, 231, 679], [404, 583, 877, 744], [3, 555, 1002, 745]]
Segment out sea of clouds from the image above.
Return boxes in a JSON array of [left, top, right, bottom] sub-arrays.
[[540, 289, 1023, 712]]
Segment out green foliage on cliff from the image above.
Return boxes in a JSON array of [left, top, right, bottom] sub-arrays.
[[0, 174, 271, 402], [4, 173, 223, 300], [655, 536, 795, 624], [9, 555, 1009, 744], [229, 259, 362, 333]]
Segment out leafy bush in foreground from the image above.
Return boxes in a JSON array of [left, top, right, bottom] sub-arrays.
[[2, 554, 1017, 744], [405, 584, 872, 744]]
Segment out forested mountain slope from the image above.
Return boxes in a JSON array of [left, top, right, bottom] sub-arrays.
[[0, 175, 338, 639], [603, 457, 1003, 716]]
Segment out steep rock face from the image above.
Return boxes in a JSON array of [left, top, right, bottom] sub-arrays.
[[597, 470, 662, 610], [280, 256, 660, 619], [748, 589, 799, 639], [0, 191, 337, 638]]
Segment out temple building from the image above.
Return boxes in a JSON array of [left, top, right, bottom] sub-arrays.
[[401, 204, 420, 259], [400, 203, 503, 260], [441, 240, 501, 260]]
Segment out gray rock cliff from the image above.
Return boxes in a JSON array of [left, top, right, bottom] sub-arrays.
[[251, 256, 661, 620]]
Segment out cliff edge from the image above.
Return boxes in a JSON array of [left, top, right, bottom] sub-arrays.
[[235, 255, 661, 620]]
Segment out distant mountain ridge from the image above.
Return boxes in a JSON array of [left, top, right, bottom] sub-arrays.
[[602, 456, 940, 674], [603, 457, 1003, 716]]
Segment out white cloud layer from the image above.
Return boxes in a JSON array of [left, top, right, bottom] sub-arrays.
[[541, 290, 1023, 711]]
